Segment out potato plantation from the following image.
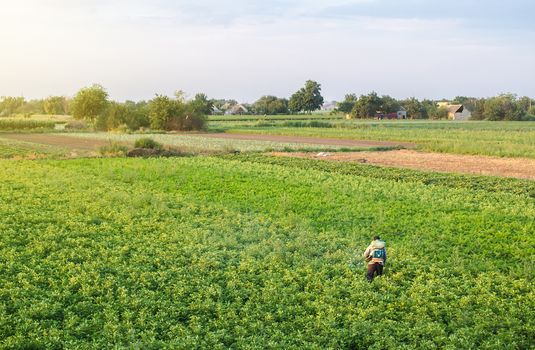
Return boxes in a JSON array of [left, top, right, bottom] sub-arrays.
[[1, 155, 533, 349]]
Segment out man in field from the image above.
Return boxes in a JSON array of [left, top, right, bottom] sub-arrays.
[[363, 236, 387, 282]]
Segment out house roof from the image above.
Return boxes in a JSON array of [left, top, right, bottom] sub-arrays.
[[445, 104, 463, 113]]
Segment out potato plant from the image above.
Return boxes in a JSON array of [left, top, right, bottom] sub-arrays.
[[0, 156, 533, 349]]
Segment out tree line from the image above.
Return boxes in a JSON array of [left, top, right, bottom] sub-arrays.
[[1, 81, 534, 131], [337, 92, 535, 121]]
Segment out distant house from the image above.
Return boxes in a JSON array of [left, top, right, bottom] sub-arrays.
[[437, 102, 472, 120], [225, 104, 249, 115], [211, 106, 223, 115], [375, 107, 407, 120], [397, 107, 407, 119], [321, 101, 337, 111]]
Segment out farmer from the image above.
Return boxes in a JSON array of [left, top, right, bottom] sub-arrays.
[[363, 236, 387, 282]]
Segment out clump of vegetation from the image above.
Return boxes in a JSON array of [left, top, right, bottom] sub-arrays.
[[0, 119, 56, 131], [98, 141, 129, 157], [134, 137, 163, 150], [64, 120, 88, 130]]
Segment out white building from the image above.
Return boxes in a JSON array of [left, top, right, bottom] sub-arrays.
[[437, 102, 472, 121]]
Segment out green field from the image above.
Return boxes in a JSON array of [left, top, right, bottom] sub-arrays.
[[212, 120, 535, 159], [62, 133, 381, 153], [0, 137, 69, 159], [1, 155, 533, 349]]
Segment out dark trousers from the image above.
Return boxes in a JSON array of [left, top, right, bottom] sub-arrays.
[[367, 263, 384, 281]]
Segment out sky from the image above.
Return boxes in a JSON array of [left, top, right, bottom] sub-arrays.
[[0, 0, 534, 102]]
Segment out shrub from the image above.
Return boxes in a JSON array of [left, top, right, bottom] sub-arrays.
[[98, 142, 129, 157], [134, 137, 163, 150], [64, 120, 88, 130]]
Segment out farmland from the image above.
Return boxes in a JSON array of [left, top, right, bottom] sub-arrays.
[[1, 154, 534, 349], [0, 117, 534, 348], [213, 120, 535, 159]]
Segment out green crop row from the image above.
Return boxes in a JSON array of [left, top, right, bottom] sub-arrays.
[[0, 119, 57, 131], [0, 157, 533, 349]]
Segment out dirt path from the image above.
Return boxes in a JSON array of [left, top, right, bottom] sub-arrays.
[[198, 133, 415, 148], [1, 134, 122, 151], [273, 150, 535, 180]]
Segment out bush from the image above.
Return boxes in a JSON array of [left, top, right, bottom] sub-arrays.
[[98, 142, 129, 157], [64, 120, 88, 130], [134, 137, 163, 150]]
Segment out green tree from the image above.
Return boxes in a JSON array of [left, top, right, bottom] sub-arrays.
[[148, 95, 175, 130], [71, 84, 109, 121], [148, 94, 205, 131], [289, 80, 324, 113], [252, 96, 289, 115], [336, 94, 358, 114], [381, 95, 401, 113], [191, 93, 214, 115], [484, 94, 520, 121], [402, 97, 428, 119], [351, 92, 382, 118], [44, 96, 68, 115], [0, 96, 25, 116]]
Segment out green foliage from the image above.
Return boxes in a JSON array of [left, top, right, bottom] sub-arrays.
[[134, 137, 163, 150], [0, 96, 26, 116], [148, 94, 206, 131], [71, 84, 109, 122], [289, 80, 324, 113], [0, 156, 533, 348], [351, 91, 383, 118], [98, 141, 129, 157], [252, 96, 289, 115], [0, 119, 56, 131], [44, 96, 69, 115], [336, 94, 358, 114], [401, 97, 428, 119], [190, 93, 214, 115]]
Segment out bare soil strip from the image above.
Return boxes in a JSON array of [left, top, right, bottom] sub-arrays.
[[273, 150, 535, 180], [1, 134, 119, 151], [198, 133, 415, 148]]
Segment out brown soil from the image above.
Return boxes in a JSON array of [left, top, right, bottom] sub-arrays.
[[1, 134, 123, 151], [198, 133, 415, 148], [272, 150, 535, 180]]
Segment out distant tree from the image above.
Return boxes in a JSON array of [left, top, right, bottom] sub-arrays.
[[381, 95, 401, 113], [469, 98, 486, 120], [148, 93, 205, 131], [71, 84, 109, 121], [44, 96, 68, 115], [288, 91, 304, 113], [402, 97, 428, 119], [336, 94, 358, 114], [148, 95, 175, 130], [484, 94, 520, 121], [190, 93, 214, 115], [351, 92, 382, 118], [0, 96, 25, 116], [289, 80, 324, 113], [252, 95, 289, 115], [529, 105, 535, 116]]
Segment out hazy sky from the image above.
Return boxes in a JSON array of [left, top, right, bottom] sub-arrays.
[[1, 0, 534, 102]]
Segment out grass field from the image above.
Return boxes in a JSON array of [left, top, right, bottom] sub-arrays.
[[62, 133, 381, 153], [213, 120, 535, 159], [0, 137, 70, 159], [1, 155, 533, 349]]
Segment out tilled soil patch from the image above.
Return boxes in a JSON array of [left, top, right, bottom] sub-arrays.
[[273, 150, 535, 180]]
